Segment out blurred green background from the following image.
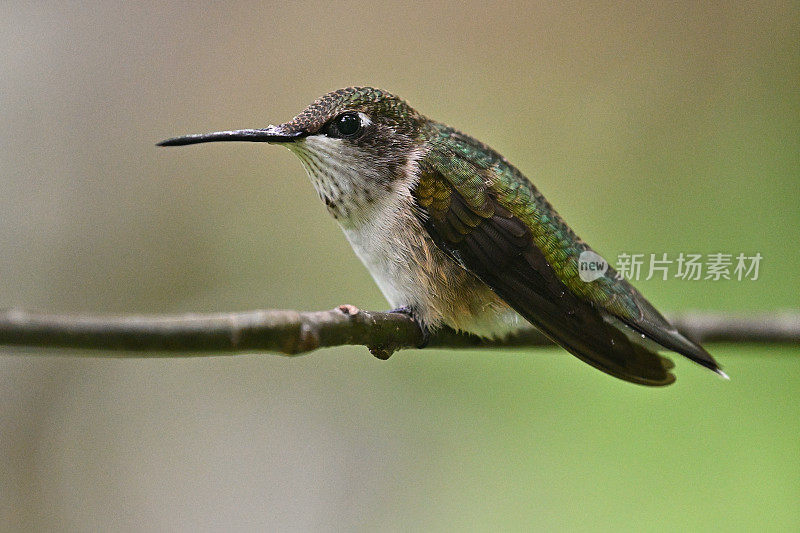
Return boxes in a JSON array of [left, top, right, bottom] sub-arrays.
[[1, 1, 798, 531]]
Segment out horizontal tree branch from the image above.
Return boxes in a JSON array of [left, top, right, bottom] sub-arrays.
[[0, 306, 797, 359]]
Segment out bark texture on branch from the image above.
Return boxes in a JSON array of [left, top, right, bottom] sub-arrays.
[[0, 307, 797, 359]]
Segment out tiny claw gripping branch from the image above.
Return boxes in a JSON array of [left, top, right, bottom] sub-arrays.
[[387, 306, 431, 348]]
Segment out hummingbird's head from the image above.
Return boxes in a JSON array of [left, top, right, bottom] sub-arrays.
[[159, 87, 428, 225]]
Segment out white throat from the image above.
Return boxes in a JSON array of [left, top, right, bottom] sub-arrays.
[[287, 133, 422, 229]]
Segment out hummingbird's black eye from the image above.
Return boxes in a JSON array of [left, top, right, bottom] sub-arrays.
[[327, 113, 362, 138]]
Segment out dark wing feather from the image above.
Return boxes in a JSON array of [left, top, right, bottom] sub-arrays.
[[415, 128, 720, 385], [417, 169, 675, 385]]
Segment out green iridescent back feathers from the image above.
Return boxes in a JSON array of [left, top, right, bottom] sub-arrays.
[[422, 123, 641, 317], [414, 114, 719, 385]]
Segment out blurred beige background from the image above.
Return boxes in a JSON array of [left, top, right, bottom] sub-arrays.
[[1, 1, 798, 531]]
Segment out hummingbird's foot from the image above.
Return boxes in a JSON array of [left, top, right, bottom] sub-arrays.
[[388, 306, 430, 349]]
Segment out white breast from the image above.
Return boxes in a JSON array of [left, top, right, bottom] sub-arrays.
[[341, 182, 522, 339], [341, 190, 430, 311]]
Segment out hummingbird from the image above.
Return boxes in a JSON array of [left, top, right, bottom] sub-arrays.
[[159, 86, 726, 386]]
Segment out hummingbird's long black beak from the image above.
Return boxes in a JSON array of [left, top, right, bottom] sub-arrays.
[[157, 125, 304, 147]]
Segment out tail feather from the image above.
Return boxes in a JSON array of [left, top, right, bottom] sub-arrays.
[[614, 296, 726, 377]]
